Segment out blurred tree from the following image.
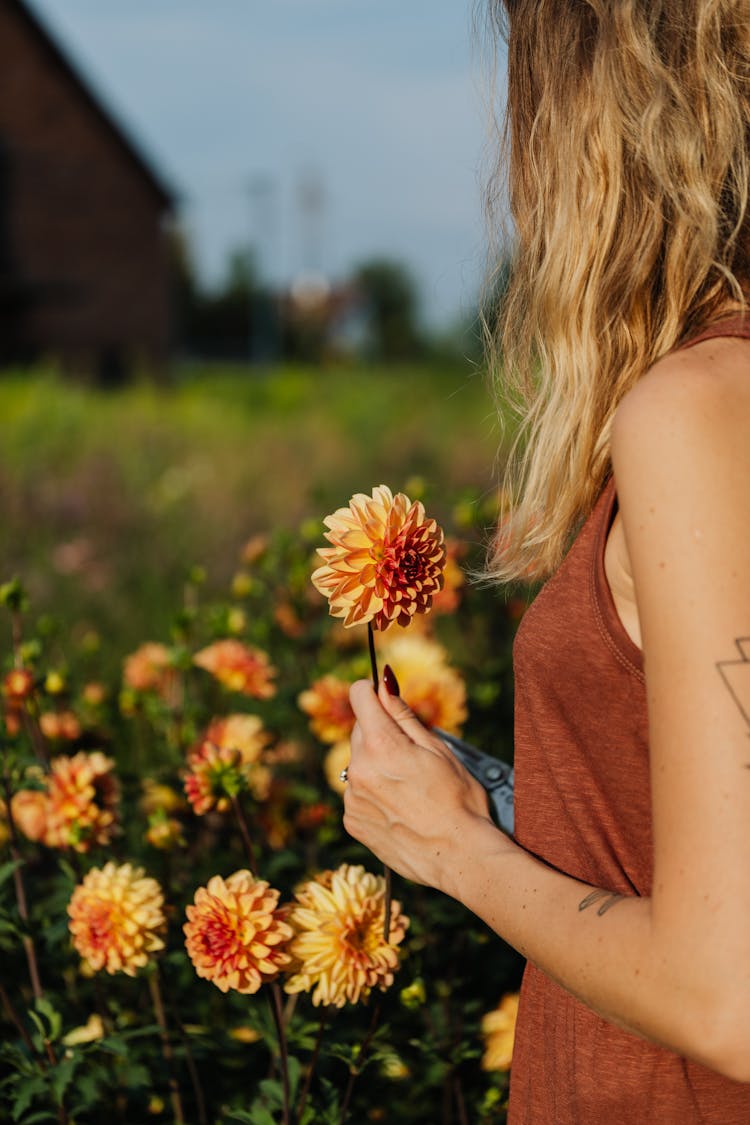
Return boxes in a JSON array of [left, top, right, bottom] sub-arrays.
[[169, 232, 269, 361], [354, 257, 424, 361]]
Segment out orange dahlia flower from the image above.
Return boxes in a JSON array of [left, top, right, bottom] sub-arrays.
[[123, 642, 176, 698], [45, 751, 119, 852], [284, 863, 409, 1007], [480, 992, 520, 1071], [193, 640, 276, 698], [68, 862, 166, 976], [379, 633, 467, 735], [3, 667, 35, 701], [184, 714, 272, 814], [311, 485, 445, 630], [184, 870, 293, 994], [430, 538, 466, 616], [298, 675, 355, 744]]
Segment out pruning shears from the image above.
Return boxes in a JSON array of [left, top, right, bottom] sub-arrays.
[[436, 729, 515, 837]]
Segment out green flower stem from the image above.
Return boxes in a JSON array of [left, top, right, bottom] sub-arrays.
[[268, 981, 291, 1125], [296, 1005, 329, 1121], [148, 969, 186, 1125], [1, 766, 44, 1003], [0, 979, 38, 1061], [231, 793, 258, 875], [159, 965, 208, 1125], [338, 1000, 381, 1124], [367, 623, 379, 692], [367, 624, 394, 941]]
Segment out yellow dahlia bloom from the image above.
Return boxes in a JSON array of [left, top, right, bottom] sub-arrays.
[[67, 862, 166, 976], [298, 675, 355, 744], [193, 640, 276, 698], [311, 485, 445, 631], [323, 740, 351, 797], [379, 632, 467, 735], [284, 864, 409, 1008], [45, 751, 119, 852], [480, 993, 520, 1072], [184, 870, 293, 994]]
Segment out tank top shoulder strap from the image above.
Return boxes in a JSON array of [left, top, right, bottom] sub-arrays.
[[679, 314, 750, 351]]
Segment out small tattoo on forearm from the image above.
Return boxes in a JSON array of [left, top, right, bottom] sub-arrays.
[[578, 889, 625, 916], [716, 638, 750, 766]]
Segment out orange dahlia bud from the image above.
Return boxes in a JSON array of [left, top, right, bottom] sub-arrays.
[[311, 485, 446, 631], [67, 862, 166, 975], [11, 787, 49, 842], [184, 870, 293, 994], [193, 640, 276, 698], [3, 668, 35, 701], [480, 993, 520, 1071], [39, 710, 82, 742], [45, 751, 119, 852], [284, 863, 409, 1007], [145, 813, 185, 851], [298, 675, 355, 744], [379, 633, 467, 735]]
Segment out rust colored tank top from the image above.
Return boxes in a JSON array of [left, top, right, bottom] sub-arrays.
[[508, 317, 750, 1124]]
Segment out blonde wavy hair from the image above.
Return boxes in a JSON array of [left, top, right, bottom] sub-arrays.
[[484, 0, 750, 583]]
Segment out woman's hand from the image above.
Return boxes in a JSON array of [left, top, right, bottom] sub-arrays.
[[344, 677, 509, 894]]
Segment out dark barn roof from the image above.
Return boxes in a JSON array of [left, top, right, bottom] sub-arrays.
[[12, 0, 174, 210]]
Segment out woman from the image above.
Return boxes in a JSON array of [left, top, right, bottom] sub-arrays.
[[344, 1, 750, 1121]]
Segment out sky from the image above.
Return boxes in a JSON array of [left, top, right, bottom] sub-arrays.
[[27, 0, 506, 330]]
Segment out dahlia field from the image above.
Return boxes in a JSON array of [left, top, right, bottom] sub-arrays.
[[0, 446, 525, 1122]]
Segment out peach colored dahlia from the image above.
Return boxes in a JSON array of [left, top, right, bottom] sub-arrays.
[[184, 871, 293, 994], [11, 787, 49, 843], [193, 640, 276, 698], [379, 632, 467, 735], [123, 642, 176, 697], [311, 485, 445, 631], [284, 863, 409, 1007], [480, 993, 520, 1072], [298, 674, 355, 744], [68, 862, 166, 976], [45, 751, 119, 852]]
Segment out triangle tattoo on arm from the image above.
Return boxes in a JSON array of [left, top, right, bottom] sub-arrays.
[[716, 638, 750, 763]]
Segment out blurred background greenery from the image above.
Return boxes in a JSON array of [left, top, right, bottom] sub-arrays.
[[0, 360, 502, 679]]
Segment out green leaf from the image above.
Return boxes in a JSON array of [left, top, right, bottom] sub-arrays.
[[0, 858, 23, 890], [11, 1073, 46, 1120], [50, 1055, 79, 1104], [33, 998, 62, 1044]]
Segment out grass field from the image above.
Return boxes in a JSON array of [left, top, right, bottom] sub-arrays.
[[0, 360, 503, 668]]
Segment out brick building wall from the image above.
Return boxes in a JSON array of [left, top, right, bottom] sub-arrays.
[[0, 0, 173, 377]]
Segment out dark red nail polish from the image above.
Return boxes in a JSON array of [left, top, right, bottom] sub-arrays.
[[383, 664, 400, 696]]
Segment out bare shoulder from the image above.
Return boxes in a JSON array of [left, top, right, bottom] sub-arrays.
[[611, 336, 750, 485]]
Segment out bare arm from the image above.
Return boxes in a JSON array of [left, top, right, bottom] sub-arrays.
[[345, 337, 750, 1080]]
